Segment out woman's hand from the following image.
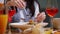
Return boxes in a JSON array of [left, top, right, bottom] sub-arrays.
[[11, 0, 26, 9], [35, 12, 46, 22]]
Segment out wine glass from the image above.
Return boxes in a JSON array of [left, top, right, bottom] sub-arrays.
[[45, 0, 58, 29]]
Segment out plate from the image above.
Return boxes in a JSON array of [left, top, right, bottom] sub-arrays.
[[9, 22, 33, 30], [9, 22, 29, 25]]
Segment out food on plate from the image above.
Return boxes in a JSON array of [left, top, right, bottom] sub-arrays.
[[29, 19, 34, 25]]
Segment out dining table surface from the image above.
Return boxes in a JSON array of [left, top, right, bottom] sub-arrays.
[[5, 22, 60, 34]]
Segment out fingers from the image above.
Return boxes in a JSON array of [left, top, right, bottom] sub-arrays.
[[39, 12, 46, 17], [37, 12, 46, 18], [16, 0, 23, 8], [39, 12, 46, 21], [19, 0, 26, 8], [36, 12, 46, 22], [15, 0, 22, 8], [40, 12, 46, 20], [11, 0, 25, 9], [19, 0, 26, 7]]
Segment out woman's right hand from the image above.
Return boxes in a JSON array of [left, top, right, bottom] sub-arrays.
[[11, 0, 26, 9], [35, 12, 46, 23]]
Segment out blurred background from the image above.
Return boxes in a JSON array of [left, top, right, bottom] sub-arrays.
[[38, 0, 60, 18], [0, 0, 60, 18]]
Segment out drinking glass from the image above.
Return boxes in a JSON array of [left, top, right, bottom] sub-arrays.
[[45, 0, 58, 28], [0, 0, 8, 34]]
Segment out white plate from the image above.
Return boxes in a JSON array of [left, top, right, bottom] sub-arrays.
[[9, 22, 29, 25], [9, 22, 48, 27]]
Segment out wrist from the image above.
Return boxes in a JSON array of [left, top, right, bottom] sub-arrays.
[[35, 18, 42, 23]]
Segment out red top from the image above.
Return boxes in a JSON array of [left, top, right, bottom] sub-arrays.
[[8, 10, 16, 22]]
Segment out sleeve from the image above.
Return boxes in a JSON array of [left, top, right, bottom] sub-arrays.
[[34, 1, 40, 18], [31, 1, 40, 21], [17, 8, 25, 19], [12, 8, 25, 22], [12, 12, 21, 22]]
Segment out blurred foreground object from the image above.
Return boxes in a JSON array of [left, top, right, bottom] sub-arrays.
[[53, 30, 60, 34], [0, 0, 4, 8], [52, 18, 60, 30], [0, 0, 8, 34], [23, 23, 48, 34]]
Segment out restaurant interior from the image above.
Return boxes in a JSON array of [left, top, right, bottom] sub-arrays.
[[0, 0, 60, 34]]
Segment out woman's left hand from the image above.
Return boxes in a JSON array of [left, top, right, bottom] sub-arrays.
[[35, 12, 46, 22]]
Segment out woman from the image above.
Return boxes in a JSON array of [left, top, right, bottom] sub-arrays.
[[7, 0, 46, 33], [9, 0, 46, 23]]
